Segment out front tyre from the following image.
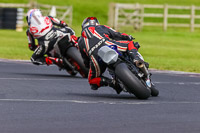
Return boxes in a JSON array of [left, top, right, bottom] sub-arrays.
[[150, 84, 159, 97], [115, 63, 151, 99], [66, 47, 89, 78]]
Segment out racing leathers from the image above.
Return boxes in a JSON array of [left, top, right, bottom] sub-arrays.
[[78, 24, 141, 93], [26, 16, 78, 65]]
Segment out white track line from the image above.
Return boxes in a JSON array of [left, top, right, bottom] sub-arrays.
[[0, 59, 30, 63], [150, 69, 200, 77], [154, 81, 200, 85], [0, 98, 200, 105], [0, 78, 66, 81], [0, 78, 199, 85], [0, 78, 85, 82]]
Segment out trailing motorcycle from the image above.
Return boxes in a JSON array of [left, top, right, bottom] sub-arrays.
[[46, 43, 89, 78], [98, 45, 159, 99]]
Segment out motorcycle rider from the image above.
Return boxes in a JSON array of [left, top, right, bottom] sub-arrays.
[[78, 17, 144, 94], [26, 9, 78, 66]]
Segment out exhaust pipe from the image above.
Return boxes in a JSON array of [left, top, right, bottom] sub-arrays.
[[135, 60, 151, 88], [135, 60, 149, 77]]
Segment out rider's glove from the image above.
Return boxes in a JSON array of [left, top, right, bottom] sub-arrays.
[[28, 44, 38, 51], [128, 35, 135, 41], [134, 42, 140, 50], [71, 35, 78, 44], [60, 20, 68, 27]]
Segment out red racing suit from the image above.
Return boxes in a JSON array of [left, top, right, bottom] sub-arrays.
[[78, 24, 139, 89], [26, 16, 78, 65]]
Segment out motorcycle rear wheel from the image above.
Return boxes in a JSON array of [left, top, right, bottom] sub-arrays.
[[115, 63, 151, 99]]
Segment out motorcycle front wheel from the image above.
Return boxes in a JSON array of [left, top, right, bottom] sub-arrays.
[[65, 46, 89, 78], [150, 84, 159, 97]]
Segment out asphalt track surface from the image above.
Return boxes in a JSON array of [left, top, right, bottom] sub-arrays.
[[0, 59, 200, 133]]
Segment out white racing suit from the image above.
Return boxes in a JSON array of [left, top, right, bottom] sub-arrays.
[[26, 16, 77, 65]]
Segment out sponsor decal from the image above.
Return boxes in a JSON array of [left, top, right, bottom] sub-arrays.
[[30, 27, 38, 34], [44, 17, 51, 25], [88, 38, 105, 56]]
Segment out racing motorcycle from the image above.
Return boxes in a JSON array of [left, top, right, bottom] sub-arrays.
[[46, 42, 89, 78], [98, 45, 159, 99]]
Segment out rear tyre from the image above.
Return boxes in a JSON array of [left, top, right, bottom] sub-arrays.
[[66, 46, 89, 78], [115, 63, 151, 99]]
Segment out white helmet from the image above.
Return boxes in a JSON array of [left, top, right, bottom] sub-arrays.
[[27, 9, 53, 38], [26, 9, 42, 26]]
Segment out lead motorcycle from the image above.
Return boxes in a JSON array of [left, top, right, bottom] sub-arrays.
[[98, 45, 159, 99], [46, 42, 89, 78]]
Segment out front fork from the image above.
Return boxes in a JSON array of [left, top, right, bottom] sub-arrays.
[[62, 57, 78, 73]]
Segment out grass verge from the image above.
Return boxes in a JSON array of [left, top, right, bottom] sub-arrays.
[[0, 26, 199, 73]]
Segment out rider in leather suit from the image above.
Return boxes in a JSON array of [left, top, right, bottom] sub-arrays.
[[26, 9, 78, 65], [78, 17, 143, 94]]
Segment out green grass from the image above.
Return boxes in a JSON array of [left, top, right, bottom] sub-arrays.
[[0, 30, 32, 59], [131, 27, 200, 72], [0, 0, 200, 73]]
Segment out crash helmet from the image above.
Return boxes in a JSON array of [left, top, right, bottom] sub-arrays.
[[81, 17, 100, 29], [26, 9, 53, 38], [26, 9, 42, 26]]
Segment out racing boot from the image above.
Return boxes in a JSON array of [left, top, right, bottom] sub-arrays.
[[53, 58, 63, 68], [90, 76, 123, 94], [90, 76, 110, 90], [46, 57, 63, 68], [90, 84, 99, 90], [45, 57, 53, 65], [101, 77, 123, 94], [89, 77, 105, 90]]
